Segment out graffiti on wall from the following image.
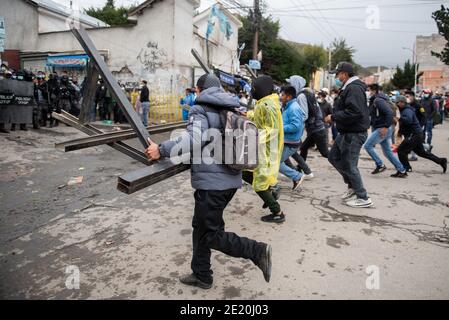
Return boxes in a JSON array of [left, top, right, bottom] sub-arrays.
[[136, 41, 168, 74]]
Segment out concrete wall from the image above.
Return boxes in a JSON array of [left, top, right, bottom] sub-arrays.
[[193, 7, 242, 74], [416, 34, 449, 92], [0, 0, 39, 51], [35, 0, 197, 94]]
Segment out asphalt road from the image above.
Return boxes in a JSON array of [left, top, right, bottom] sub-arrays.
[[1, 122, 448, 299]]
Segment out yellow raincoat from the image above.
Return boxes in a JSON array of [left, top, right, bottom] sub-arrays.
[[246, 94, 284, 192]]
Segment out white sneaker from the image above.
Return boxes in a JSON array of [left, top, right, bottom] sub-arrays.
[[304, 173, 314, 180], [346, 197, 373, 208], [341, 188, 356, 200]]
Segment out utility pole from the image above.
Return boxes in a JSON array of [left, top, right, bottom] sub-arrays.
[[252, 0, 260, 61]]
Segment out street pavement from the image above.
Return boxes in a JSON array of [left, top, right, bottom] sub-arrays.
[[1, 122, 448, 299]]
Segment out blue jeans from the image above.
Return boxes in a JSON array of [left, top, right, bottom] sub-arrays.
[[364, 127, 405, 173], [329, 132, 368, 200], [141, 102, 150, 127], [280, 145, 303, 182], [425, 119, 433, 145]]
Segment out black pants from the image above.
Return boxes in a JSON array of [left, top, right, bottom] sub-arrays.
[[285, 152, 312, 175], [192, 189, 265, 284], [100, 98, 112, 121], [242, 171, 281, 215], [300, 129, 329, 161], [398, 133, 444, 171]]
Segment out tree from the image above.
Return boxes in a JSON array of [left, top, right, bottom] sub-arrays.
[[391, 60, 419, 90], [431, 5, 449, 65], [330, 38, 355, 69], [302, 45, 328, 88], [85, 0, 135, 26], [238, 15, 323, 83]]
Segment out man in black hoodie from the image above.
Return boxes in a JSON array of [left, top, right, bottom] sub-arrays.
[[363, 84, 407, 178], [396, 95, 447, 174], [325, 62, 372, 208]]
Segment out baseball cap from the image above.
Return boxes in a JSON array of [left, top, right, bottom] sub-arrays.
[[330, 62, 354, 75]]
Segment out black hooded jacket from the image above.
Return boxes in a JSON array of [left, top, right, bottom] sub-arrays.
[[369, 92, 393, 130], [332, 78, 370, 134]]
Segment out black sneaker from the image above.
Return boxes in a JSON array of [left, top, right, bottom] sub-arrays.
[[261, 212, 285, 223], [253, 244, 272, 283], [262, 189, 280, 209], [292, 175, 305, 191], [391, 171, 408, 178], [371, 165, 387, 174], [441, 158, 447, 174], [406, 167, 413, 173], [179, 274, 212, 290]]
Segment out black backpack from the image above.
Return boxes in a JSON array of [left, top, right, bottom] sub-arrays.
[[203, 106, 259, 171]]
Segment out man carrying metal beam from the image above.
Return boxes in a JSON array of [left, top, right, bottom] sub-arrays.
[[145, 74, 272, 289]]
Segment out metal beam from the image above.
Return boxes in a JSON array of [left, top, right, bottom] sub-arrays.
[[244, 64, 257, 79], [191, 49, 212, 74], [52, 112, 151, 165], [56, 122, 187, 152], [117, 160, 190, 194], [71, 27, 151, 148]]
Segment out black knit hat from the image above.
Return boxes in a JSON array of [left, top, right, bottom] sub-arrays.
[[197, 74, 221, 90]]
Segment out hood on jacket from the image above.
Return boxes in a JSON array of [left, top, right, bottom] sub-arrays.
[[370, 92, 389, 104], [286, 75, 306, 97], [252, 75, 274, 101], [195, 86, 240, 110]]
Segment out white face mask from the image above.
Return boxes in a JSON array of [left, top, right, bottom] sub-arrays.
[[317, 98, 324, 103], [406, 98, 412, 104]]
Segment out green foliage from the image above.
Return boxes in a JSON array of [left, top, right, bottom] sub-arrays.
[[302, 44, 327, 75], [84, 0, 134, 26], [238, 15, 327, 83], [391, 60, 418, 89], [330, 38, 355, 69], [382, 81, 395, 93], [431, 5, 449, 65]]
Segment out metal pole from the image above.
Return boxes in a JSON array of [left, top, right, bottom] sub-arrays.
[[252, 0, 260, 61]]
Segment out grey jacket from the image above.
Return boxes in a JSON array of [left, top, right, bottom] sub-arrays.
[[288, 75, 309, 121], [159, 87, 242, 191]]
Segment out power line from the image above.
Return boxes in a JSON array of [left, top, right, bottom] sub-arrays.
[[288, 0, 334, 43], [272, 13, 436, 25], [268, 1, 445, 13]]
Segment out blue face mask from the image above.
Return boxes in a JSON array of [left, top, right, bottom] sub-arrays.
[[335, 78, 343, 88]]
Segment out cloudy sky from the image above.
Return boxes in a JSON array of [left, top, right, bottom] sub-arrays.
[[54, 0, 447, 68]]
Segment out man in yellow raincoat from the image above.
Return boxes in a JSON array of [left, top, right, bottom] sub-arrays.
[[242, 76, 285, 223]]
